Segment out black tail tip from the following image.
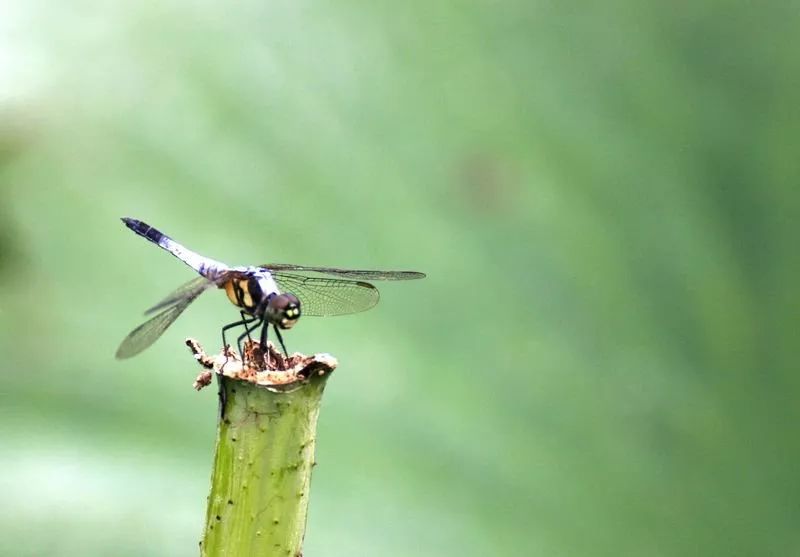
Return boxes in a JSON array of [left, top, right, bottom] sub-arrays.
[[121, 216, 139, 229]]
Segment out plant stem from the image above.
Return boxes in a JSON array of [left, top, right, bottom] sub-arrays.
[[199, 361, 331, 557]]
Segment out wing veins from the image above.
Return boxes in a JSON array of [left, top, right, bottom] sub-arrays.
[[271, 272, 379, 317], [145, 276, 214, 315], [117, 284, 206, 359], [262, 263, 425, 281]]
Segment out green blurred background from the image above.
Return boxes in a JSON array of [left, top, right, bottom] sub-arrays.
[[1, 2, 798, 556]]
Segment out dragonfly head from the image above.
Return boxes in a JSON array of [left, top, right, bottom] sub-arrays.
[[265, 293, 301, 329]]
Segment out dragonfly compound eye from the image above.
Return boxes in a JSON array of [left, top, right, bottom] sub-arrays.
[[267, 293, 302, 329]]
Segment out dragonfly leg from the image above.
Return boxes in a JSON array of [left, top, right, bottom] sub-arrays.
[[217, 314, 257, 417], [221, 314, 258, 372], [237, 316, 263, 364], [241, 311, 255, 343], [259, 320, 269, 346], [259, 321, 271, 367], [221, 314, 257, 351], [273, 324, 289, 356]]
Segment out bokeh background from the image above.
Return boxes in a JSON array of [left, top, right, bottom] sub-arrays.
[[1, 2, 798, 556]]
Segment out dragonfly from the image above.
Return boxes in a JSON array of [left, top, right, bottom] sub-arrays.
[[115, 217, 425, 361]]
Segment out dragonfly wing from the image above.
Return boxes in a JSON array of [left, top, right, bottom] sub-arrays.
[[145, 276, 215, 315], [116, 286, 206, 359], [271, 272, 380, 316], [262, 263, 425, 281]]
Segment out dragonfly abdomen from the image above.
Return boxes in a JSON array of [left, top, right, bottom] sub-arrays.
[[121, 217, 228, 279]]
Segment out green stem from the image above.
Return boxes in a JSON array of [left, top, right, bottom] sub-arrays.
[[200, 372, 329, 557]]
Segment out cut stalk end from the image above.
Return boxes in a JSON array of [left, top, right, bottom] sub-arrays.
[[187, 338, 336, 557]]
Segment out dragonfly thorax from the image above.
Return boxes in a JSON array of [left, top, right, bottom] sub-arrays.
[[221, 270, 300, 328], [222, 270, 276, 314]]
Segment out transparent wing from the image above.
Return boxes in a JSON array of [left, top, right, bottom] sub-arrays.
[[271, 272, 380, 316], [263, 263, 425, 281], [145, 276, 215, 315], [116, 285, 208, 359]]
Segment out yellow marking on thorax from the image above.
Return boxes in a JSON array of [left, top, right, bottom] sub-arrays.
[[240, 286, 254, 308], [224, 279, 255, 309], [223, 280, 238, 306]]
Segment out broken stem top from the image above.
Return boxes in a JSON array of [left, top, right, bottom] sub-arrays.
[[186, 338, 337, 392]]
